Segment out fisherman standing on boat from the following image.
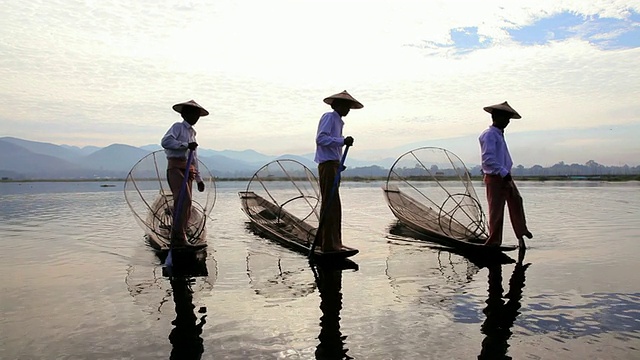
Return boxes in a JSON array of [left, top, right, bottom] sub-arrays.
[[161, 100, 208, 247], [314, 90, 362, 252], [479, 101, 533, 249]]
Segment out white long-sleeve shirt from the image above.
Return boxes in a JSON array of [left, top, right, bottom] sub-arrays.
[[161, 120, 201, 182], [314, 111, 346, 163], [479, 125, 512, 178]]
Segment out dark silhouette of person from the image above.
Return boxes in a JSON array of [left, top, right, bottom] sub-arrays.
[[167, 250, 208, 359], [478, 249, 530, 359], [312, 261, 357, 360]]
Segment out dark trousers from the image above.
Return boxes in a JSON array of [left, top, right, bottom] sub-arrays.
[[484, 174, 529, 245], [318, 161, 342, 251], [167, 159, 195, 242]]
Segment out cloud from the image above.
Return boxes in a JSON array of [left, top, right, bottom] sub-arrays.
[[0, 0, 639, 166]]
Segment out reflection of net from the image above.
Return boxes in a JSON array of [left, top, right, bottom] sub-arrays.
[[124, 150, 216, 245], [384, 147, 487, 241], [385, 244, 479, 305], [246, 252, 316, 301]]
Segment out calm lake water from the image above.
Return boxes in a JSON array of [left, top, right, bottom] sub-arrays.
[[1, 180, 639, 359]]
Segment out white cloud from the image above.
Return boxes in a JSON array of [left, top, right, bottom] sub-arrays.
[[0, 0, 639, 166]]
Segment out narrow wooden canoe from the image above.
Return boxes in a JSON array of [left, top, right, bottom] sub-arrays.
[[239, 191, 358, 259], [384, 185, 516, 252]]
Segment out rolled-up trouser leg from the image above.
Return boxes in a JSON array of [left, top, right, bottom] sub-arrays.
[[506, 181, 529, 239]]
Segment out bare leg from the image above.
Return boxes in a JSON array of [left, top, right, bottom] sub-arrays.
[[506, 181, 532, 248]]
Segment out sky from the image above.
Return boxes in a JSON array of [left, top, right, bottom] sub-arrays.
[[1, 0, 639, 167]]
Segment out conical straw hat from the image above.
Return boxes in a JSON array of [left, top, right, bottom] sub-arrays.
[[483, 101, 521, 119], [323, 90, 364, 109], [172, 100, 209, 116]]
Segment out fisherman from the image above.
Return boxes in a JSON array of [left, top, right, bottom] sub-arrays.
[[479, 101, 533, 248], [161, 100, 208, 247], [314, 90, 362, 252]]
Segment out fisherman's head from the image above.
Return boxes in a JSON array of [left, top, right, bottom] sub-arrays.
[[331, 99, 353, 117], [491, 109, 513, 129], [483, 101, 521, 129], [172, 100, 209, 126], [180, 105, 201, 125], [323, 90, 364, 117]]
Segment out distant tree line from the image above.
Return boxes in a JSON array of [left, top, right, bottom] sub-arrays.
[[340, 160, 640, 179]]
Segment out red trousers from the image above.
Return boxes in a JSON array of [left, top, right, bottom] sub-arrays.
[[167, 159, 195, 241], [484, 175, 530, 245], [318, 161, 342, 252]]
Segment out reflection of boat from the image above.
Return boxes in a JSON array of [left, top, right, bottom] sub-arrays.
[[124, 150, 216, 251], [239, 159, 358, 259], [311, 261, 358, 360], [388, 222, 515, 266], [125, 248, 216, 314], [383, 147, 516, 252]]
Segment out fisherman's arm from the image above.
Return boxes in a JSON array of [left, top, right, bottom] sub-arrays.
[[161, 123, 188, 150], [316, 114, 344, 147]]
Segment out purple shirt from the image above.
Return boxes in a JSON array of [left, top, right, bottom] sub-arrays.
[[314, 110, 346, 163], [479, 125, 512, 177], [161, 120, 201, 182]]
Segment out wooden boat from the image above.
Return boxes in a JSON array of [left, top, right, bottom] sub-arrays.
[[124, 150, 216, 251], [383, 147, 516, 252], [239, 159, 358, 259]]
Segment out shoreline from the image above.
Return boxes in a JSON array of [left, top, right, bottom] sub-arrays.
[[2, 174, 639, 183]]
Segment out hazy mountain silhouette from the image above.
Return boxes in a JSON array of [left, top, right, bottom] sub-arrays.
[[79, 144, 150, 172], [1, 137, 637, 180], [0, 139, 87, 179], [1, 136, 83, 162], [60, 144, 102, 156]]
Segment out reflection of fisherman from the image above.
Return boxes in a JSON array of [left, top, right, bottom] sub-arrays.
[[478, 249, 530, 360], [313, 264, 353, 360], [314, 90, 362, 252], [169, 277, 207, 360], [161, 100, 208, 247], [479, 101, 533, 248]]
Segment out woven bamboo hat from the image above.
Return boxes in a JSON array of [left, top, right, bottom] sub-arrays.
[[172, 100, 209, 117], [483, 101, 521, 119], [323, 90, 364, 109]]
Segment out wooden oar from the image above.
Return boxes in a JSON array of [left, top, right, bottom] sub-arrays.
[[164, 149, 195, 268], [309, 145, 350, 259]]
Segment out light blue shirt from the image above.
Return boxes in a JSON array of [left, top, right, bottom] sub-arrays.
[[314, 111, 346, 163], [161, 120, 201, 182], [479, 125, 512, 177]]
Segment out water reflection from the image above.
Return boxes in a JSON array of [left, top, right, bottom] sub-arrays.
[[478, 248, 530, 360], [311, 260, 358, 360], [245, 250, 317, 301], [125, 247, 213, 359], [165, 250, 209, 360]]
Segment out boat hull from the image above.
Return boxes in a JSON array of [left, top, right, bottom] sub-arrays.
[[240, 191, 358, 258], [384, 188, 516, 252]]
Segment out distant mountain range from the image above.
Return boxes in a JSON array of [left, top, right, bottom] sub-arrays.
[[1, 137, 637, 180], [0, 137, 395, 180]]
